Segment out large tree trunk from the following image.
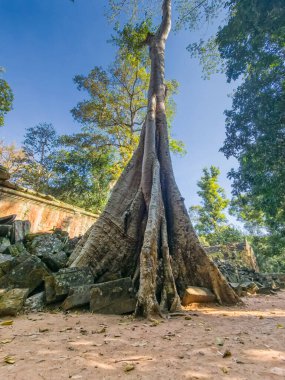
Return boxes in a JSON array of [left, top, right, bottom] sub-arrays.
[[70, 0, 240, 318]]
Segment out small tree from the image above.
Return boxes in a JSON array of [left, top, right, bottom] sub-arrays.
[[50, 135, 114, 213], [190, 166, 243, 246], [0, 140, 27, 176], [19, 123, 58, 193], [190, 166, 229, 234]]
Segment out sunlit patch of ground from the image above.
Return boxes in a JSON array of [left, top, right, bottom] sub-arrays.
[[0, 291, 284, 379]]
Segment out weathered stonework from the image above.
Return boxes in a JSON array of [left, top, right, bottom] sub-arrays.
[[0, 180, 98, 238], [205, 240, 259, 272]]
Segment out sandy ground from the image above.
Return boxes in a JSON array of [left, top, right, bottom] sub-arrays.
[[0, 291, 285, 380]]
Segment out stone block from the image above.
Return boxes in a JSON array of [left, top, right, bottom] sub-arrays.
[[40, 251, 68, 272], [0, 288, 29, 316], [24, 291, 45, 312], [90, 277, 136, 314], [0, 254, 16, 277], [45, 267, 94, 304], [0, 237, 11, 253], [182, 286, 216, 305], [3, 242, 29, 257], [0, 225, 13, 239], [62, 284, 98, 310], [240, 281, 259, 294], [0, 256, 50, 293], [12, 220, 31, 243], [28, 233, 65, 256]]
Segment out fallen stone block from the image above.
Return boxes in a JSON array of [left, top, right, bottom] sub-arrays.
[[256, 287, 273, 295], [182, 286, 216, 305], [3, 242, 29, 257], [27, 233, 66, 256], [45, 267, 94, 304], [90, 277, 136, 314], [240, 281, 259, 294], [0, 288, 29, 316], [0, 256, 50, 293], [0, 237, 11, 253], [12, 220, 31, 243], [62, 284, 99, 310], [0, 254, 16, 278], [0, 225, 13, 241], [40, 251, 68, 272], [24, 291, 45, 312]]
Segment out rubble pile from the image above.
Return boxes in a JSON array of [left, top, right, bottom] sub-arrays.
[[0, 214, 136, 316], [205, 242, 284, 295], [0, 209, 284, 317]]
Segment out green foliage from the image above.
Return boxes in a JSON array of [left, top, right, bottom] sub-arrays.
[[49, 136, 113, 213], [0, 68, 14, 126], [219, 0, 285, 233], [107, 0, 159, 25], [205, 225, 244, 246], [2, 123, 113, 213], [72, 42, 185, 179], [72, 56, 146, 178], [187, 37, 224, 79], [112, 19, 155, 61], [182, 0, 285, 265], [189, 166, 229, 236], [0, 140, 27, 176], [248, 233, 285, 273], [15, 123, 59, 193], [190, 165, 245, 246]]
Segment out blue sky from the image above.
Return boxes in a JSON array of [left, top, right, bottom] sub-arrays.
[[0, 0, 238, 211]]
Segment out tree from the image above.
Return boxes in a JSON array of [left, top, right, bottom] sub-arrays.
[[0, 67, 13, 127], [0, 123, 113, 213], [19, 123, 59, 193], [0, 140, 27, 177], [190, 166, 229, 234], [72, 39, 184, 178], [185, 0, 285, 233], [180, 0, 284, 269], [190, 166, 243, 245], [69, 0, 239, 318], [49, 134, 114, 213], [218, 0, 285, 234]]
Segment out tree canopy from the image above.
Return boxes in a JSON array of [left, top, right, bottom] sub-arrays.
[[218, 0, 285, 234], [71, 31, 184, 179]]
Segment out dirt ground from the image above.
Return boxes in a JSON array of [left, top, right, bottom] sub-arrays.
[[0, 291, 285, 380]]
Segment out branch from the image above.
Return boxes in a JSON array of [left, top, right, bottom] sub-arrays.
[[156, 0, 171, 41]]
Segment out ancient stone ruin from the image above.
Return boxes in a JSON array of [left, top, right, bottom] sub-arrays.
[[0, 165, 98, 238], [205, 242, 284, 295], [1, 161, 283, 317], [1, 209, 284, 317]]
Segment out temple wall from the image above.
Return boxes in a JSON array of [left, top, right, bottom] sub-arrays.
[[0, 183, 98, 238]]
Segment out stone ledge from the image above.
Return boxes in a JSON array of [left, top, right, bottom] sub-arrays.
[[0, 183, 99, 218]]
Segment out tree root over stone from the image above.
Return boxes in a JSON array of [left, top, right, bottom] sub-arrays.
[[70, 0, 240, 318]]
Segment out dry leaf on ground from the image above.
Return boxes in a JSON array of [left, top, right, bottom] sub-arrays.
[[4, 355, 15, 364], [0, 320, 13, 326]]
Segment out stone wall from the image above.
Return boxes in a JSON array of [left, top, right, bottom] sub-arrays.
[[204, 240, 259, 272], [0, 182, 98, 238]]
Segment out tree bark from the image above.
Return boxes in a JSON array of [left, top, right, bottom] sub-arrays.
[[70, 0, 240, 317]]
